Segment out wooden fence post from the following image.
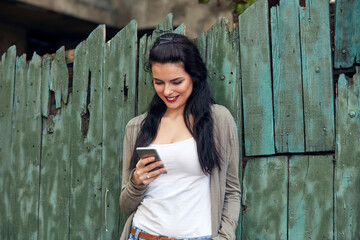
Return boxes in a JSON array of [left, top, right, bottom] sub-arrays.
[[103, 20, 137, 238], [0, 46, 16, 239]]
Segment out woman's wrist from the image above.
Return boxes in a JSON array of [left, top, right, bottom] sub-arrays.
[[132, 170, 142, 186]]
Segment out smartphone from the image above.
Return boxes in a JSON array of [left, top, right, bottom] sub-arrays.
[[136, 147, 167, 173]]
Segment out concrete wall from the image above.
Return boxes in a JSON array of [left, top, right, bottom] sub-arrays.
[[18, 0, 234, 38]]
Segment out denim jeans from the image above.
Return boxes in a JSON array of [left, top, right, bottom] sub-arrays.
[[128, 224, 212, 240]]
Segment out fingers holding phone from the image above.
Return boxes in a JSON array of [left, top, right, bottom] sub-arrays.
[[133, 148, 167, 186]]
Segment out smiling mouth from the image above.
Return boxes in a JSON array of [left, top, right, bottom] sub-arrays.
[[165, 96, 179, 102]]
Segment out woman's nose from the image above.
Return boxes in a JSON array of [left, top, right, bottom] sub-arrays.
[[164, 84, 173, 95]]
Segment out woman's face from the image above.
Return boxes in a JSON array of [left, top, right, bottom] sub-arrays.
[[152, 62, 193, 112]]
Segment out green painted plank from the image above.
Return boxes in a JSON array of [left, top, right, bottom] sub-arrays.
[[271, 0, 305, 153], [174, 23, 185, 35], [103, 20, 137, 239], [205, 18, 243, 239], [70, 25, 105, 239], [150, 13, 174, 41], [206, 18, 242, 121], [50, 47, 69, 107], [138, 13, 173, 115], [41, 55, 50, 117], [0, 46, 16, 239], [335, 69, 360, 239], [196, 32, 207, 64], [38, 52, 71, 239], [137, 35, 151, 115], [289, 155, 333, 239], [39, 115, 71, 239], [239, 0, 275, 156], [334, 0, 360, 68], [242, 156, 287, 239], [11, 53, 42, 239], [299, 0, 335, 152]]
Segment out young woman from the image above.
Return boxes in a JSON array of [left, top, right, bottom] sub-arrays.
[[120, 33, 240, 240]]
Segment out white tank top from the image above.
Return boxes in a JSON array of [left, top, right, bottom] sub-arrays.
[[132, 138, 212, 238]]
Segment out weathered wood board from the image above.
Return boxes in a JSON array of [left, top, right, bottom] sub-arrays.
[[137, 13, 174, 115], [0, 46, 16, 239], [242, 156, 287, 239], [173, 23, 185, 35], [103, 20, 137, 238], [239, 0, 275, 156], [205, 18, 243, 238], [289, 155, 333, 239], [196, 32, 207, 64], [271, 0, 305, 153], [38, 49, 71, 239], [299, 0, 335, 152], [50, 47, 69, 108], [69, 25, 104, 239], [10, 53, 42, 239], [40, 55, 50, 117], [334, 0, 360, 68], [335, 69, 360, 239], [206, 18, 242, 124]]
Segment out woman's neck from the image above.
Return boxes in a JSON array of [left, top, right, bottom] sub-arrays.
[[163, 107, 185, 119]]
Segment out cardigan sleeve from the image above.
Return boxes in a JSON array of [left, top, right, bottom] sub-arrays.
[[213, 105, 241, 240], [119, 117, 148, 216]]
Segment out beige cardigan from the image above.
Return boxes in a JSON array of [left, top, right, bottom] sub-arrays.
[[119, 104, 241, 240]]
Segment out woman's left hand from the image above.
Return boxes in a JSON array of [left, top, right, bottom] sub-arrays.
[[132, 156, 167, 185]]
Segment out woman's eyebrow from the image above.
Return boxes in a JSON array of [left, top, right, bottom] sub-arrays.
[[153, 77, 184, 82]]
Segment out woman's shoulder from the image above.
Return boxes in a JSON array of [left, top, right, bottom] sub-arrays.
[[211, 104, 234, 121], [125, 112, 147, 130], [211, 104, 237, 131], [211, 104, 238, 145]]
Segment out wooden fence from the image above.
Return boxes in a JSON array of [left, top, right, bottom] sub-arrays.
[[0, 0, 359, 239]]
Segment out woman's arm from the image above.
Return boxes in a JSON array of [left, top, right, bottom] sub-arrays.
[[213, 105, 241, 240], [119, 121, 148, 216], [215, 128, 241, 239]]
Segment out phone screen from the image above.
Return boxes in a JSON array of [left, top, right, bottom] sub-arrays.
[[136, 147, 167, 173]]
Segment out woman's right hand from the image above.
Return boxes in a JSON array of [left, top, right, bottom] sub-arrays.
[[132, 156, 167, 186]]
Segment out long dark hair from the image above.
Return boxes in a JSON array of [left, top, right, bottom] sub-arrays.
[[129, 33, 221, 174]]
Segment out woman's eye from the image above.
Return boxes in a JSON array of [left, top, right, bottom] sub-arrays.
[[154, 81, 163, 85], [173, 81, 182, 85]]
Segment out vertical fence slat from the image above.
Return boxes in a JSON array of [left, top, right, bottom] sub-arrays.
[[0, 46, 16, 239], [137, 13, 173, 115], [239, 0, 275, 156], [335, 69, 360, 239], [271, 0, 304, 153], [50, 47, 69, 107], [334, 0, 360, 68], [300, 0, 335, 152], [205, 18, 243, 238], [103, 20, 137, 239], [242, 156, 287, 239], [39, 49, 71, 239], [11, 53, 42, 239], [137, 35, 151, 115], [70, 25, 105, 239], [289, 155, 333, 239], [41, 55, 50, 117], [196, 32, 207, 64], [206, 18, 242, 123], [174, 23, 185, 35]]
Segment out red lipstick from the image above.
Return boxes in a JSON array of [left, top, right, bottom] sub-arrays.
[[165, 96, 179, 103]]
